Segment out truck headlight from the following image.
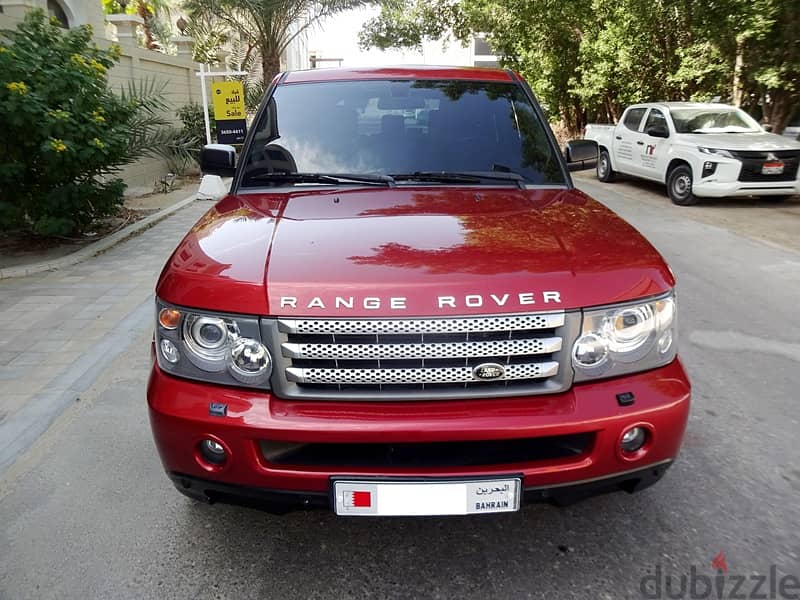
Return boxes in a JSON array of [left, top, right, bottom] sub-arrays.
[[697, 147, 734, 159], [572, 292, 676, 382], [155, 299, 272, 388]]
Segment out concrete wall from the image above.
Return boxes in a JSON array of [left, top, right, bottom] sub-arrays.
[[0, 0, 201, 194], [105, 44, 201, 193], [0, 0, 104, 31]]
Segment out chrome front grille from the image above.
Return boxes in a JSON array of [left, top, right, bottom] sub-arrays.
[[286, 361, 560, 385], [281, 336, 562, 360], [277, 313, 565, 335], [263, 312, 579, 401]]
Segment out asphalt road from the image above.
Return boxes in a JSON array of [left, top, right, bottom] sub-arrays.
[[2, 177, 799, 600]]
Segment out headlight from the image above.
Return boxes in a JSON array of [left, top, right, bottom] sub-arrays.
[[572, 292, 677, 382], [155, 300, 272, 388], [697, 147, 734, 158]]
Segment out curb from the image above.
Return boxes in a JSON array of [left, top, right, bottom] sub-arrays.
[[0, 192, 200, 280]]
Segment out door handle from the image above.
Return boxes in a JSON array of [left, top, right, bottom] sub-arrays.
[[615, 136, 622, 140], [636, 141, 644, 145]]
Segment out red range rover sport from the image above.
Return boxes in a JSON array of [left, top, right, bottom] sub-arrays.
[[148, 66, 691, 516]]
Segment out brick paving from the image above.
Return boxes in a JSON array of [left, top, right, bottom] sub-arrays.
[[0, 201, 213, 427]]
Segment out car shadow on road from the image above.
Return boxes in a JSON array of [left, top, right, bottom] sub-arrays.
[[171, 470, 693, 598]]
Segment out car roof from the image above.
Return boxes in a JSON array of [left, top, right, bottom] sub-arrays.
[[282, 65, 516, 84], [628, 102, 739, 111]]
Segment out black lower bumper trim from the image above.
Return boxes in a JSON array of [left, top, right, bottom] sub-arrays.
[[168, 461, 672, 514]]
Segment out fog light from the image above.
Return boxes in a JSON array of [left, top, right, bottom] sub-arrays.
[[199, 439, 227, 465], [701, 161, 717, 178], [621, 427, 647, 453], [159, 338, 180, 363]]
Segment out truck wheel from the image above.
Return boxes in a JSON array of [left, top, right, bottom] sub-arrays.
[[597, 150, 616, 182], [760, 195, 791, 203], [667, 165, 699, 206]]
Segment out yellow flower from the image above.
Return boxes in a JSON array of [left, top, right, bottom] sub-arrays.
[[90, 138, 105, 149], [6, 81, 28, 95], [70, 53, 86, 66], [49, 138, 67, 153], [89, 59, 107, 74], [48, 109, 70, 120], [0, 47, 7, 54], [92, 110, 106, 123]]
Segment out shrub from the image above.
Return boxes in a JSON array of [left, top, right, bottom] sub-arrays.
[[177, 102, 216, 155], [0, 10, 167, 236]]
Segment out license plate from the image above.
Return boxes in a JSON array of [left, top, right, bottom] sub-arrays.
[[762, 161, 784, 175], [333, 477, 521, 516]]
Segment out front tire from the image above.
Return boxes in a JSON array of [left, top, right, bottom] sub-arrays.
[[760, 195, 791, 203], [667, 165, 699, 206], [597, 149, 616, 182]]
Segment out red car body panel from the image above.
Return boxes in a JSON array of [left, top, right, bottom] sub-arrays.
[[149, 66, 691, 511], [149, 359, 690, 493], [156, 187, 673, 317], [282, 65, 516, 85]]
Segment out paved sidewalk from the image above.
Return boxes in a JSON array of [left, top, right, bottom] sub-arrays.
[[0, 200, 214, 473]]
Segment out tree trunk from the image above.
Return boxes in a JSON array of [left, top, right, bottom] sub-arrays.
[[732, 36, 745, 106], [136, 2, 157, 50], [262, 51, 282, 84], [605, 95, 619, 123], [766, 89, 795, 135]]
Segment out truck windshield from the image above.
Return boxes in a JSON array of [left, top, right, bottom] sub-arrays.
[[239, 79, 565, 188], [670, 107, 761, 134]]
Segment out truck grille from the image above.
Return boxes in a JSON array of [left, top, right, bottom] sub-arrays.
[[731, 149, 800, 183], [263, 312, 578, 401]]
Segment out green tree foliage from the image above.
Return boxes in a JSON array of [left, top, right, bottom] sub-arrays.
[[361, 0, 799, 133], [182, 0, 369, 82], [0, 11, 169, 236]]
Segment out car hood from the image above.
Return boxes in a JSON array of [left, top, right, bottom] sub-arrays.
[[157, 186, 674, 316], [678, 131, 800, 151]]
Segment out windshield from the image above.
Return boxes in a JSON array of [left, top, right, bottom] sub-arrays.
[[670, 107, 762, 134], [239, 79, 565, 188]]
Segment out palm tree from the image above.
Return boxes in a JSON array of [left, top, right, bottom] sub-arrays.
[[103, 0, 173, 50], [182, 0, 367, 81]]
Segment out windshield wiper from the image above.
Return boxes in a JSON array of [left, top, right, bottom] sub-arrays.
[[391, 171, 527, 189], [246, 172, 395, 187]]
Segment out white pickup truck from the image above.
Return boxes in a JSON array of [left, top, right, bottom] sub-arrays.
[[584, 102, 800, 205]]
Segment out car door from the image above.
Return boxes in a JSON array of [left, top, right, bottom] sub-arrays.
[[637, 107, 671, 181], [614, 106, 648, 175]]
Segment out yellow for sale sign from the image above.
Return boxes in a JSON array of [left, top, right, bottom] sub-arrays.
[[211, 81, 247, 143], [212, 81, 245, 119]]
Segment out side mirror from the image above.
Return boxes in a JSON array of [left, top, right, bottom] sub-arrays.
[[200, 144, 237, 177], [564, 139, 598, 171], [762, 124, 773, 133], [645, 125, 669, 138]]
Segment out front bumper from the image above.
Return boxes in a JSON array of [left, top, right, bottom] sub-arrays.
[[168, 461, 673, 513], [693, 174, 799, 198], [147, 359, 691, 512]]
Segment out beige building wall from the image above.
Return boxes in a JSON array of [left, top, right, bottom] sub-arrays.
[[0, 0, 201, 194]]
